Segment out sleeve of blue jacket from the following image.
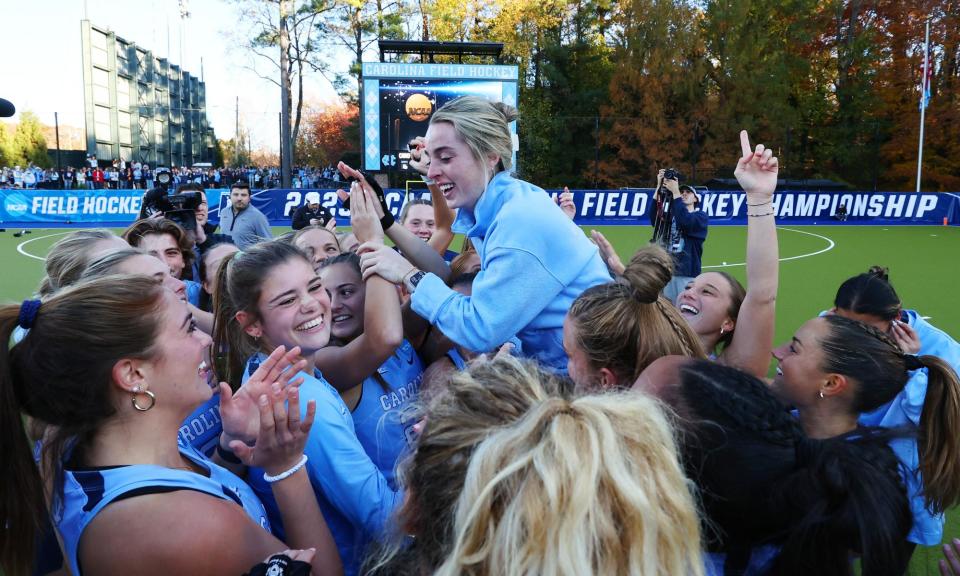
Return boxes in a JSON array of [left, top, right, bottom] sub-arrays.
[[303, 384, 401, 536], [671, 198, 708, 239], [411, 247, 567, 352]]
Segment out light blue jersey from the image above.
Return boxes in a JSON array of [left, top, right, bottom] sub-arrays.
[[243, 353, 402, 576], [858, 309, 960, 545], [352, 339, 424, 488], [55, 443, 269, 575]]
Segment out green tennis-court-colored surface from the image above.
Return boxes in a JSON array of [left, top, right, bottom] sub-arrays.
[[2, 223, 958, 574]]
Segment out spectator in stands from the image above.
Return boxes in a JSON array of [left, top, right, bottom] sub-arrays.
[[292, 192, 334, 230], [835, 202, 849, 221], [91, 166, 104, 189], [218, 182, 272, 249], [22, 166, 36, 189]]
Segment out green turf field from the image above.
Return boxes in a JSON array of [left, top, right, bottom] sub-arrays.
[[1, 223, 958, 574]]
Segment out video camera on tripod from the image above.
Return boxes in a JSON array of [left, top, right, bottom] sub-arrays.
[[651, 168, 684, 246]]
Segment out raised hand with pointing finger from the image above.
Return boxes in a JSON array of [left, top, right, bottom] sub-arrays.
[[558, 186, 576, 220], [734, 130, 778, 201]]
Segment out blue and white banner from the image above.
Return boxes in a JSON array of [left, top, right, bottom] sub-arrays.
[[2, 188, 958, 228], [221, 188, 960, 227], [546, 189, 959, 226], [0, 189, 146, 226]]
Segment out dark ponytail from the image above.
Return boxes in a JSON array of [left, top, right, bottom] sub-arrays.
[[916, 354, 960, 513], [819, 315, 960, 513], [0, 307, 45, 576], [676, 361, 910, 575], [833, 265, 900, 321], [769, 434, 911, 575]]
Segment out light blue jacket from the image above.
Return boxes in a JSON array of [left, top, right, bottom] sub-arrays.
[[859, 309, 960, 545], [411, 172, 611, 371]]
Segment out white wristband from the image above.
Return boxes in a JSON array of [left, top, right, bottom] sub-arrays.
[[422, 176, 435, 186], [263, 454, 308, 483]]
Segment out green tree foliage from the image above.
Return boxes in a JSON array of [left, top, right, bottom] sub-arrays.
[[269, 0, 957, 189], [598, 0, 706, 187], [12, 111, 50, 168], [0, 123, 13, 167]]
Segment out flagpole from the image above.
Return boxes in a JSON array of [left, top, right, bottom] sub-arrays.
[[916, 19, 930, 193]]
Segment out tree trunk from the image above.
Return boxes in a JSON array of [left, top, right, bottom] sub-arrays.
[[280, 0, 293, 187]]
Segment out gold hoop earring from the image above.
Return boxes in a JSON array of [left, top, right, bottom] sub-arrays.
[[131, 387, 156, 411]]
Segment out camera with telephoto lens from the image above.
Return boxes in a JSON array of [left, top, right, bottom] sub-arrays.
[[140, 187, 203, 232]]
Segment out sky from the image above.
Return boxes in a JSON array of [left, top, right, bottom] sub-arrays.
[[0, 0, 343, 151]]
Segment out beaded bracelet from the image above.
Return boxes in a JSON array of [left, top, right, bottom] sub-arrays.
[[263, 454, 309, 484], [747, 211, 775, 217], [746, 200, 772, 207]]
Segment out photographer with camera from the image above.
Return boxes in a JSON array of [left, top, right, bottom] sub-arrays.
[[649, 168, 708, 304], [139, 182, 231, 280], [291, 191, 335, 230]]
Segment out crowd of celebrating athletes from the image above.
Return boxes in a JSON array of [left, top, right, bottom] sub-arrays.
[[2, 96, 960, 576]]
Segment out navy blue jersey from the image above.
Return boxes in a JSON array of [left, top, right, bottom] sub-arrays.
[[351, 339, 424, 488], [177, 392, 222, 456], [55, 444, 269, 575]]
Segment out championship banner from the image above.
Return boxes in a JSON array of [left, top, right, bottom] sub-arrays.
[[2, 188, 958, 228], [546, 190, 960, 226], [219, 189, 959, 228]]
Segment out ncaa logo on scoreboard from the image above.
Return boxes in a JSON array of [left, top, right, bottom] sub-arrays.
[[3, 193, 29, 217]]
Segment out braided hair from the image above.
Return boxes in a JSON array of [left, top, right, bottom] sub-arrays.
[[676, 360, 911, 575], [567, 245, 704, 388], [834, 266, 900, 322], [819, 314, 960, 514]]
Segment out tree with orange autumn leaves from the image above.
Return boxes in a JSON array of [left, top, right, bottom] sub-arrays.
[[236, 0, 957, 190], [295, 103, 360, 167]]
